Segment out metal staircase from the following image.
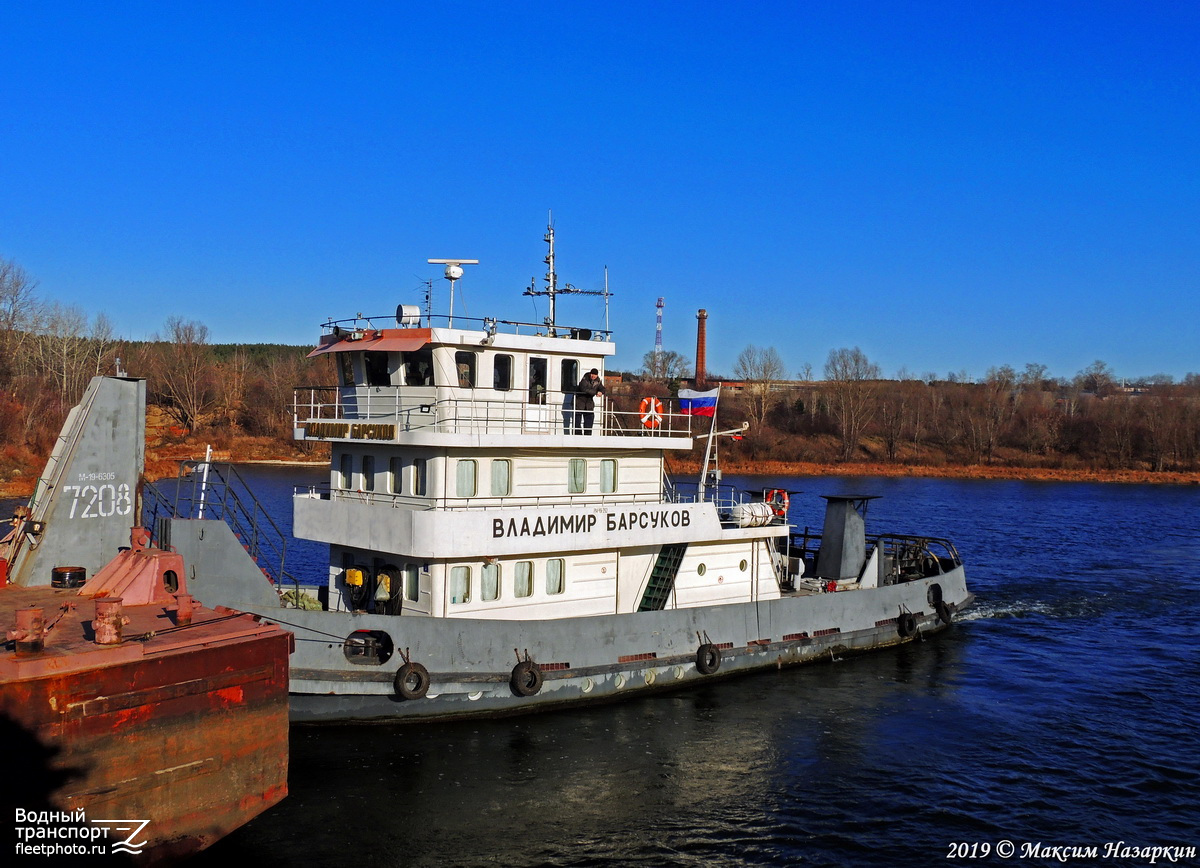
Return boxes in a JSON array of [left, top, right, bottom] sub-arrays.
[[144, 461, 297, 594], [637, 543, 688, 611]]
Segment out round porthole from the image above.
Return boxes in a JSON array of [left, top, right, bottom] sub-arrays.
[[739, 559, 748, 571], [697, 564, 707, 576]]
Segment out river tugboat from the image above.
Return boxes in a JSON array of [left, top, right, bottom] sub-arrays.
[[163, 225, 972, 723]]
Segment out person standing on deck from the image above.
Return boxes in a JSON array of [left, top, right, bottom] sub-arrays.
[[574, 369, 605, 434]]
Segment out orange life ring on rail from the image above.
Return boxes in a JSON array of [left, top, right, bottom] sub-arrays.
[[766, 488, 790, 518], [639, 396, 664, 429]]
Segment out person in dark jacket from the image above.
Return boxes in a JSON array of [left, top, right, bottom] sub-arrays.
[[573, 369, 605, 434]]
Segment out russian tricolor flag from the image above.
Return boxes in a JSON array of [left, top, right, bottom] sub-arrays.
[[678, 388, 719, 417]]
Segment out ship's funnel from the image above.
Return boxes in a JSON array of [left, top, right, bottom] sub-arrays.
[[814, 495, 879, 580]]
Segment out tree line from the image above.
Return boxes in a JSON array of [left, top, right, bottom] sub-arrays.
[[634, 344, 1200, 472], [1, 258, 328, 485]]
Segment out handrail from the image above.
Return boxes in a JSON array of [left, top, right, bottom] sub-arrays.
[[292, 388, 694, 438], [319, 312, 612, 340]]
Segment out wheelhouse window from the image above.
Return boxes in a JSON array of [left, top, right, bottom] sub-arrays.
[[491, 459, 511, 496], [362, 455, 375, 491], [493, 354, 513, 391], [390, 457, 404, 494], [455, 351, 476, 388], [338, 353, 354, 386], [404, 348, 434, 385], [414, 458, 428, 496], [456, 460, 477, 498], [529, 357, 547, 404], [514, 561, 533, 598], [482, 563, 500, 601], [561, 359, 579, 395], [601, 459, 617, 493], [450, 566, 471, 604], [364, 351, 390, 386], [568, 459, 587, 494], [546, 559, 565, 595]]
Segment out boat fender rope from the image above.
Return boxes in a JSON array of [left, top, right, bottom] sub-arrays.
[[510, 660, 544, 697], [394, 661, 431, 700], [639, 396, 663, 429], [696, 643, 721, 675]]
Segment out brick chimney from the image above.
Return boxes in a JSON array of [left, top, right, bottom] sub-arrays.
[[695, 309, 708, 387]]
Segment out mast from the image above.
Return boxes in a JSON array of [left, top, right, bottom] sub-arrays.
[[523, 214, 611, 337]]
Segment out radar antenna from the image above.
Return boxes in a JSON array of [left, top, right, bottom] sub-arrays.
[[427, 258, 479, 327]]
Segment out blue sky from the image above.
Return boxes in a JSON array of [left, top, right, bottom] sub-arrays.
[[2, 1, 1197, 381]]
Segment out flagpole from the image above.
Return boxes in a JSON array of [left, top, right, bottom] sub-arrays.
[[698, 384, 721, 503]]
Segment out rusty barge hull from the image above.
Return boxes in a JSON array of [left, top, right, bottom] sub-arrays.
[[1, 585, 291, 860]]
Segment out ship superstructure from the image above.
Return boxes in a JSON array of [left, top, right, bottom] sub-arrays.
[[161, 227, 972, 722]]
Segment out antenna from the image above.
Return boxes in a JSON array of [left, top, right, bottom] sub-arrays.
[[655, 297, 665, 369], [427, 259, 479, 327], [522, 215, 611, 337]]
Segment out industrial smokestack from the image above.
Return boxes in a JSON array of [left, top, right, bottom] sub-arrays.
[[695, 309, 708, 387]]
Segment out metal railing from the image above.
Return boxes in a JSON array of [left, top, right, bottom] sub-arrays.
[[292, 387, 694, 438], [294, 484, 670, 512], [145, 462, 298, 595]]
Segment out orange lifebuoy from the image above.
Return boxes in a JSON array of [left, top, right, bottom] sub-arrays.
[[639, 396, 663, 429], [766, 488, 790, 518]]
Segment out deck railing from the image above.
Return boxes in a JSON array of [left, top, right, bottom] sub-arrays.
[[292, 387, 693, 438]]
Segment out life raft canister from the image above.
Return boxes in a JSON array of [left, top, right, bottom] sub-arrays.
[[766, 489, 790, 518], [640, 396, 663, 429]]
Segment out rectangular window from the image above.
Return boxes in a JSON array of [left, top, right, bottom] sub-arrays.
[[601, 459, 617, 493], [338, 353, 354, 386], [529, 357, 547, 404], [456, 459, 477, 498], [482, 562, 500, 601], [568, 458, 586, 493], [450, 566, 471, 604], [514, 561, 533, 598], [404, 348, 434, 386], [364, 351, 390, 386], [546, 558, 564, 595], [413, 458, 427, 496], [491, 459, 511, 496], [455, 351, 476, 388], [340, 454, 353, 489], [404, 564, 419, 602], [362, 455, 375, 491], [493, 354, 512, 391], [561, 359, 579, 395], [390, 457, 404, 494]]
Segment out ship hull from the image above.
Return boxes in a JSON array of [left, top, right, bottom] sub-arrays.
[[276, 569, 969, 723]]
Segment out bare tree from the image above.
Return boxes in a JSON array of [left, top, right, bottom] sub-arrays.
[[641, 349, 691, 380], [151, 317, 218, 431], [734, 345, 785, 428], [824, 346, 881, 460], [0, 257, 45, 382]]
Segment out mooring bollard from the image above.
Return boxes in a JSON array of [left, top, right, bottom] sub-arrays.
[[9, 607, 46, 656], [93, 597, 128, 645]]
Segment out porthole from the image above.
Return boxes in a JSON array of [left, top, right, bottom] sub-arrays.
[[582, 678, 595, 693], [697, 563, 707, 576], [614, 674, 626, 689], [644, 669, 657, 685], [739, 559, 748, 572]]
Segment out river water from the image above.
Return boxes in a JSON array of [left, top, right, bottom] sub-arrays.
[[6, 471, 1199, 866]]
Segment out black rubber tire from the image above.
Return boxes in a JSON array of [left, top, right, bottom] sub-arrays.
[[696, 643, 721, 675], [394, 661, 431, 700], [510, 661, 544, 697], [935, 600, 953, 625], [897, 612, 918, 638]]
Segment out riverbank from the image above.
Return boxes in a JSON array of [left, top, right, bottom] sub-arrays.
[[666, 457, 1200, 486], [4, 443, 1197, 501]]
